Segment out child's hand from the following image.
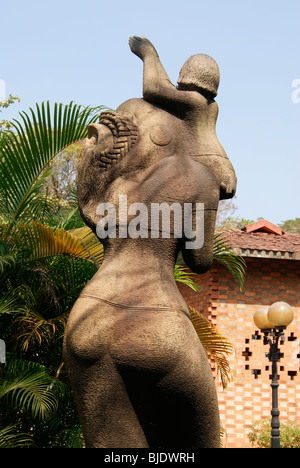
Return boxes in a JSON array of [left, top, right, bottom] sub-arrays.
[[129, 36, 157, 60]]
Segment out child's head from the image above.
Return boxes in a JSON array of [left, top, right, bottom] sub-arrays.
[[177, 54, 220, 98]]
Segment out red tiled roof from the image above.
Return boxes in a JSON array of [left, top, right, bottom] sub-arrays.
[[242, 219, 284, 235], [222, 219, 300, 260]]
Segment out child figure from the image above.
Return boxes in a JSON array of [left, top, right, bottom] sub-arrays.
[[125, 35, 237, 200]]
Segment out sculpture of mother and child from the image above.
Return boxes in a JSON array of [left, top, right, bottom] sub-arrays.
[[63, 35, 237, 448]]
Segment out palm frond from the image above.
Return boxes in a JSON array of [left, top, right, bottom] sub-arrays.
[[14, 308, 68, 353], [189, 307, 235, 389], [0, 358, 59, 420], [71, 226, 104, 267], [213, 232, 246, 291], [0, 101, 104, 238], [0, 425, 35, 448], [0, 292, 24, 316], [0, 252, 16, 274], [56, 206, 83, 230], [174, 265, 200, 291], [12, 221, 101, 266], [49, 256, 97, 302], [0, 237, 16, 272]]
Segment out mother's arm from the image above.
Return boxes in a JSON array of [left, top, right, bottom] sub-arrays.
[[181, 206, 218, 274], [180, 166, 220, 274]]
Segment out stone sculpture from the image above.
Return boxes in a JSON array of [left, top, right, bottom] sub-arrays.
[[63, 36, 236, 448]]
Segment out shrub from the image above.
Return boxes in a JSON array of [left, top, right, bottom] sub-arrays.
[[248, 418, 300, 448]]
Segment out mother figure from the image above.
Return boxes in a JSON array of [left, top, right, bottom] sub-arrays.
[[63, 36, 237, 448]]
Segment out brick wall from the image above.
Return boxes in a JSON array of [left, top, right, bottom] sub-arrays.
[[177, 257, 300, 448]]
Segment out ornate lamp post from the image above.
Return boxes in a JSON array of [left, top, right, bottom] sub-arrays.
[[253, 302, 294, 448]]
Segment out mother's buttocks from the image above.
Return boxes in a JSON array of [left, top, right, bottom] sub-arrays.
[[64, 296, 198, 375]]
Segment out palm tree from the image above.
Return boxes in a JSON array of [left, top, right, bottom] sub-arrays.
[[0, 101, 245, 446], [0, 357, 63, 447], [0, 101, 105, 446], [0, 101, 104, 305]]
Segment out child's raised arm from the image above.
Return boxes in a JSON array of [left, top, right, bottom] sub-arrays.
[[129, 36, 197, 111]]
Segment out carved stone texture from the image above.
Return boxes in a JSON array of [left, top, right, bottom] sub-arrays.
[[63, 35, 237, 448], [88, 111, 138, 172]]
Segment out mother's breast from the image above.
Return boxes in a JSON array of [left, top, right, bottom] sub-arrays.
[[116, 98, 183, 159]]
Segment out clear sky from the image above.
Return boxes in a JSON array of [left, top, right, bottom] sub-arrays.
[[1, 0, 299, 226]]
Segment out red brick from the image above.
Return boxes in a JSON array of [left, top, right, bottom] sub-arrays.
[[179, 250, 300, 448]]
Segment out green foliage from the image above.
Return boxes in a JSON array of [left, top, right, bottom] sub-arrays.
[[216, 216, 257, 231], [0, 355, 81, 448], [174, 264, 200, 291], [279, 217, 300, 235], [0, 101, 104, 447], [248, 419, 300, 448], [0, 357, 59, 420], [46, 142, 83, 202], [0, 101, 102, 234], [0, 425, 35, 448], [0, 95, 21, 133], [189, 307, 235, 389], [213, 232, 246, 291]]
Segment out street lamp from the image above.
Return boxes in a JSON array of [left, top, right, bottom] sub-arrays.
[[253, 302, 294, 449]]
